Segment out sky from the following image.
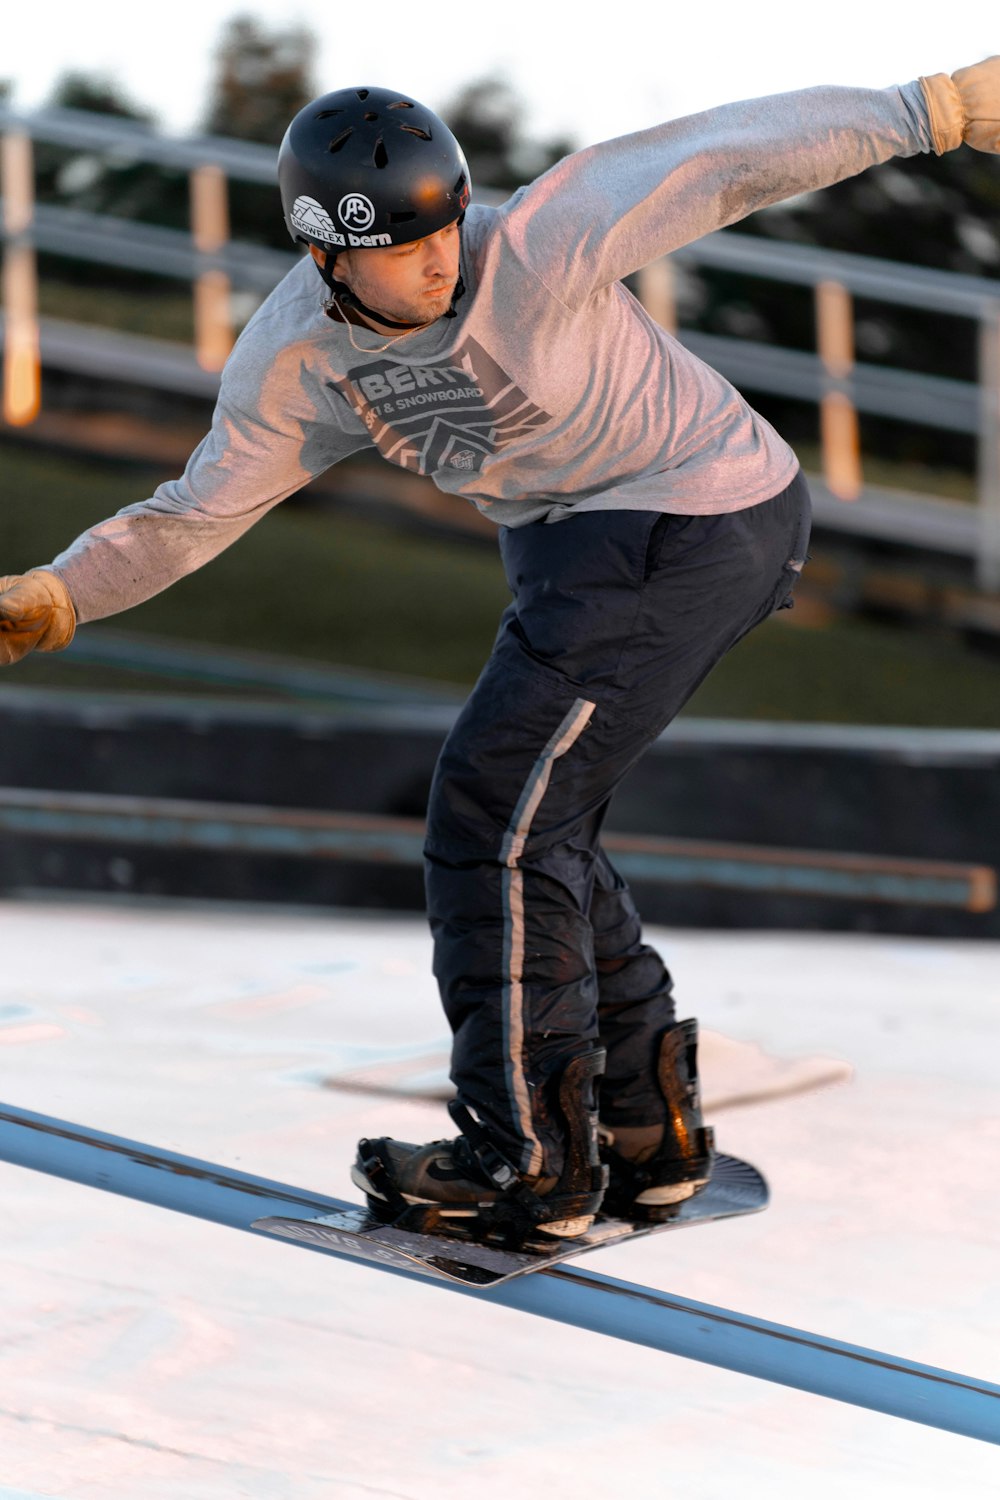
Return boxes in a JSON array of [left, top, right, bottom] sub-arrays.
[[7, 1, 999, 151]]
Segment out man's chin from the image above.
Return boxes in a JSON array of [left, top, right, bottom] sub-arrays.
[[418, 284, 457, 312], [364, 283, 456, 329]]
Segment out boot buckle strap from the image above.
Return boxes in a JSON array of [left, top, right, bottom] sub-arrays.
[[447, 1100, 522, 1193]]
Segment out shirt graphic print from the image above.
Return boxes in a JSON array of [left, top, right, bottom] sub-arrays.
[[329, 336, 551, 476]]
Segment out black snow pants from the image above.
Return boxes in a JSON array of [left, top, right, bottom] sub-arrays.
[[424, 469, 812, 1177]]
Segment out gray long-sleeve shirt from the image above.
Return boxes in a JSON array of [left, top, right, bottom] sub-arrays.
[[52, 80, 936, 623]]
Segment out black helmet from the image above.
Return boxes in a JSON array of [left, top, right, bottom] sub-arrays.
[[278, 86, 471, 253]]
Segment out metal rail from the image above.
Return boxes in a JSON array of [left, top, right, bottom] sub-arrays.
[[22, 201, 292, 288], [0, 1099, 997, 1444], [0, 786, 993, 909], [61, 625, 465, 704]]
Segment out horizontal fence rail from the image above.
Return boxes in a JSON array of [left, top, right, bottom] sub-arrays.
[[62, 626, 465, 704], [1, 106, 282, 180], [23, 201, 292, 288], [0, 1099, 998, 1445], [673, 228, 1000, 319], [683, 329, 979, 434], [0, 787, 993, 910]]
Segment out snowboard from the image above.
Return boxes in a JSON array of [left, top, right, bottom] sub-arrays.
[[251, 1152, 767, 1289]]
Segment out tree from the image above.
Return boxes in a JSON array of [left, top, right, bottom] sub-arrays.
[[751, 151, 1000, 287], [201, 14, 317, 146], [35, 70, 183, 235], [440, 76, 574, 193], [47, 71, 155, 124]]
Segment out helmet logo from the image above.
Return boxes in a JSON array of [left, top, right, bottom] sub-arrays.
[[338, 193, 376, 232], [290, 195, 339, 243]]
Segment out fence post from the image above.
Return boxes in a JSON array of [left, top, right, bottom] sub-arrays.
[[1, 129, 40, 426], [816, 279, 862, 501], [637, 257, 677, 334], [190, 162, 233, 372], [977, 305, 1000, 594]]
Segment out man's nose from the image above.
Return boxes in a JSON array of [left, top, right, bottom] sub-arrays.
[[423, 239, 451, 276]]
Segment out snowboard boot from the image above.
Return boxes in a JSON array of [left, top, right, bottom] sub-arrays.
[[599, 1018, 715, 1222], [351, 1050, 609, 1246]]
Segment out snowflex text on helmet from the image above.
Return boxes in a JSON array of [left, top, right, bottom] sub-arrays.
[[278, 86, 471, 254]]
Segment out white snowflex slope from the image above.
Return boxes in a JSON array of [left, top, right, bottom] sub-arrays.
[[0, 897, 998, 1498]]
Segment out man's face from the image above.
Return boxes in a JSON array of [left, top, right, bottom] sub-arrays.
[[312, 221, 461, 328]]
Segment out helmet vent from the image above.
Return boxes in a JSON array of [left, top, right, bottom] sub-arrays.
[[387, 100, 414, 110], [400, 125, 432, 141], [363, 111, 379, 122], [315, 108, 344, 120], [372, 136, 389, 169], [326, 128, 354, 154], [356, 89, 370, 100]]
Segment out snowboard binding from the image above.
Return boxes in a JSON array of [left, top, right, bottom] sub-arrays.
[[354, 1050, 609, 1248], [599, 1018, 715, 1222]]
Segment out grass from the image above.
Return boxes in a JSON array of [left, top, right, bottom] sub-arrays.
[[3, 439, 1000, 726], [39, 279, 198, 344], [2, 441, 511, 688], [686, 611, 1000, 727]]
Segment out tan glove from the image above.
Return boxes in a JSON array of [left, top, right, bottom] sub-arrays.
[[0, 571, 77, 665], [920, 57, 1000, 154]]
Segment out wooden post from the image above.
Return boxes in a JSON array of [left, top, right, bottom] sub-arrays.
[[190, 162, 233, 372], [816, 279, 862, 501], [636, 257, 677, 334], [977, 306, 1000, 594], [1, 130, 41, 427]]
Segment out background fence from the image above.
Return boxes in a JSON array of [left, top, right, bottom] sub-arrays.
[[3, 104, 1000, 585]]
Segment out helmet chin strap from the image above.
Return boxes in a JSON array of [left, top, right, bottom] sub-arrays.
[[314, 236, 465, 328], [329, 271, 466, 328]]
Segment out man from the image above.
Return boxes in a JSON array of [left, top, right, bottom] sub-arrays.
[[2, 62, 998, 1243]]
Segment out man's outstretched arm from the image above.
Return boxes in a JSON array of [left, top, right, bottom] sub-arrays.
[[502, 58, 1000, 307], [0, 336, 368, 661]]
